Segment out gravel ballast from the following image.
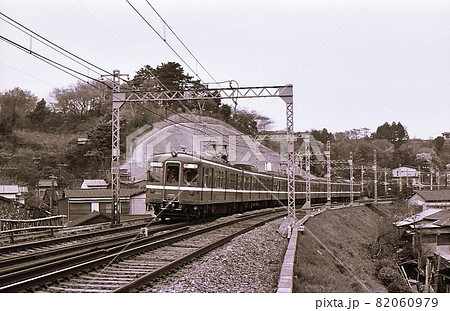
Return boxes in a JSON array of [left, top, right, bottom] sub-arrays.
[[140, 217, 288, 293]]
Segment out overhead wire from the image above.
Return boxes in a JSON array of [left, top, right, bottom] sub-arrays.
[[144, 0, 218, 84], [0, 12, 110, 79], [0, 35, 107, 87], [126, 1, 265, 143], [256, 0, 377, 119], [125, 0, 201, 82]]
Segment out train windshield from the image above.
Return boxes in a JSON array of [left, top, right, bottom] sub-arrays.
[[165, 163, 180, 184], [183, 163, 199, 184], [148, 162, 163, 183]]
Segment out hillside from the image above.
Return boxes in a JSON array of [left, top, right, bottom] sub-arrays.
[[293, 205, 389, 293]]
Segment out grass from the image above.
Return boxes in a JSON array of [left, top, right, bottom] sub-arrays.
[[14, 129, 79, 150], [293, 205, 389, 293]]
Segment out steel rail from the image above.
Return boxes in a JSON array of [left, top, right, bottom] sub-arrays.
[[114, 213, 284, 292], [0, 226, 189, 292], [0, 220, 184, 254], [0, 209, 284, 292]]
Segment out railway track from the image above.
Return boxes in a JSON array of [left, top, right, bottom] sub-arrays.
[[0, 220, 187, 259], [0, 208, 286, 293]]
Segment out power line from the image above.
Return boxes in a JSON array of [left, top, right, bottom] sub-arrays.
[[77, 1, 261, 144], [0, 61, 57, 88], [0, 35, 106, 87], [256, 0, 377, 120], [290, 0, 377, 84], [0, 12, 111, 79], [125, 0, 201, 82], [144, 0, 218, 84]]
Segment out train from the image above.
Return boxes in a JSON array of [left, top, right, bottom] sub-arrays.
[[146, 151, 359, 220]]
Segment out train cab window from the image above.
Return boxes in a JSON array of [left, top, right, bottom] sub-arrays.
[[148, 162, 163, 183], [183, 163, 198, 184], [166, 163, 180, 184]]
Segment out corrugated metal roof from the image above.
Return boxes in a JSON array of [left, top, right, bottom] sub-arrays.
[[396, 209, 442, 227], [82, 179, 107, 186], [397, 208, 450, 228], [0, 185, 19, 194], [423, 209, 450, 220], [63, 189, 144, 199], [38, 179, 58, 187], [416, 190, 450, 202]]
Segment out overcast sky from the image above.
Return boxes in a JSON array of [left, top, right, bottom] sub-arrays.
[[1, 0, 449, 139]]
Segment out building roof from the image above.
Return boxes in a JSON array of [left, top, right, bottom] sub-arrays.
[[81, 179, 108, 188], [396, 209, 442, 227], [392, 166, 419, 171], [62, 188, 144, 200], [68, 211, 111, 227], [396, 208, 450, 229], [423, 209, 450, 221], [18, 186, 28, 193], [38, 179, 58, 187], [415, 190, 450, 202], [0, 195, 26, 206], [0, 185, 19, 194]]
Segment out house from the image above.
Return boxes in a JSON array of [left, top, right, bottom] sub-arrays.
[[396, 209, 450, 292], [408, 190, 450, 210], [392, 166, 420, 190], [0, 185, 28, 204], [38, 179, 58, 201], [0, 195, 28, 219], [57, 188, 148, 223], [77, 137, 89, 145], [81, 179, 108, 189]]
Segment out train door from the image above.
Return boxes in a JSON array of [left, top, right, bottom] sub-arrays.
[[163, 161, 181, 204]]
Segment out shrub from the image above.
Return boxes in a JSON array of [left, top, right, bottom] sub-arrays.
[[378, 267, 398, 286], [375, 259, 395, 274], [387, 279, 410, 293]]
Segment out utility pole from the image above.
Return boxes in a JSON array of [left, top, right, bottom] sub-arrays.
[[373, 150, 378, 203], [349, 152, 353, 205], [384, 168, 388, 197], [430, 167, 434, 190], [360, 166, 364, 198], [437, 168, 440, 190]]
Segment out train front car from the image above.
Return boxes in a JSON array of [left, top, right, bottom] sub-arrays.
[[146, 153, 202, 220]]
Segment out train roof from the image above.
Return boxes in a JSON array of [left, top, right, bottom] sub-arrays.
[[148, 152, 332, 182]]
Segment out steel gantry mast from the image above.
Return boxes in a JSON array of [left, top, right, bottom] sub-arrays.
[[325, 141, 331, 207], [110, 83, 296, 225], [104, 70, 128, 227], [301, 135, 311, 210]]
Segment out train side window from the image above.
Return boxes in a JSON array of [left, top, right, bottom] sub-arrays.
[[166, 163, 180, 184], [217, 170, 224, 188], [183, 163, 198, 184], [203, 168, 209, 187], [237, 174, 242, 190], [229, 173, 235, 189]]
